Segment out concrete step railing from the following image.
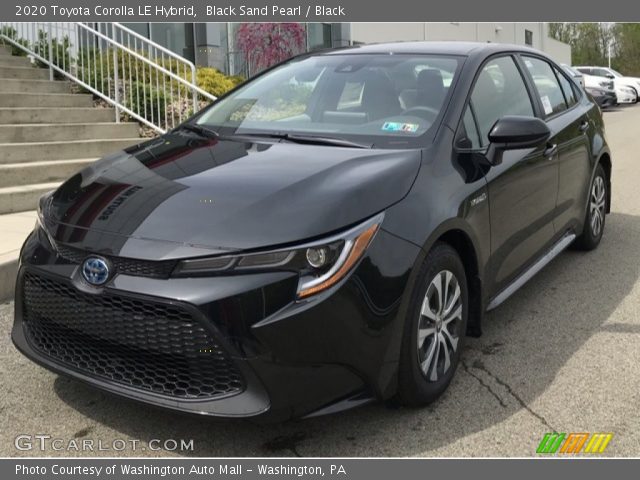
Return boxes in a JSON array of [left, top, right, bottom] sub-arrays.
[[0, 22, 217, 133]]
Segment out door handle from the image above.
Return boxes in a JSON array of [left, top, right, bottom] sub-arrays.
[[579, 121, 589, 133], [544, 143, 558, 159]]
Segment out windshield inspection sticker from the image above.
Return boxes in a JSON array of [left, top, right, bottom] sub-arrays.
[[541, 95, 554, 115], [382, 122, 419, 133]]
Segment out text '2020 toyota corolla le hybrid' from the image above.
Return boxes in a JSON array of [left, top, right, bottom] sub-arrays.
[[12, 42, 611, 421]]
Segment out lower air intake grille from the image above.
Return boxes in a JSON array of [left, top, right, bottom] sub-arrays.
[[21, 271, 244, 400]]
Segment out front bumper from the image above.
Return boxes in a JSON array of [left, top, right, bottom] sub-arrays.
[[616, 91, 635, 104], [596, 92, 618, 108], [12, 225, 420, 420]]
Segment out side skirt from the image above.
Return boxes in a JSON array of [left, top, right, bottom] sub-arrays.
[[486, 232, 576, 311]]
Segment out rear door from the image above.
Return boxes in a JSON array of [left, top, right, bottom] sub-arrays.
[[520, 55, 592, 236]]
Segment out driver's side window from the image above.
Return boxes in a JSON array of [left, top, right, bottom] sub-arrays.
[[465, 56, 535, 148]]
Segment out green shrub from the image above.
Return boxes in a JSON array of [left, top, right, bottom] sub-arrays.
[[228, 75, 246, 88], [123, 82, 166, 124], [0, 26, 30, 56], [76, 48, 193, 96], [191, 68, 237, 97], [71, 48, 240, 127], [34, 30, 71, 78]]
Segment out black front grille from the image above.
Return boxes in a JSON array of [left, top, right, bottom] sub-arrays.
[[56, 245, 177, 279], [21, 272, 244, 400]]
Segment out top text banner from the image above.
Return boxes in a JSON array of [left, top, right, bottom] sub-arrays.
[[1, 0, 639, 22]]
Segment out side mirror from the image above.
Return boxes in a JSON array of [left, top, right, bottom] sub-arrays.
[[606, 73, 615, 79], [486, 116, 551, 165]]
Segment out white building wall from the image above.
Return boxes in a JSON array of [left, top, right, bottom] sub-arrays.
[[350, 23, 571, 64], [543, 37, 572, 65]]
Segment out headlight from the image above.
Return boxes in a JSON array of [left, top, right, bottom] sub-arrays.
[[173, 213, 383, 299]]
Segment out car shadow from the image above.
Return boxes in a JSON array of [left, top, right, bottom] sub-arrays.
[[604, 105, 637, 113], [52, 212, 640, 457]]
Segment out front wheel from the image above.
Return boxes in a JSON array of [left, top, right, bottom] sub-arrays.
[[574, 164, 607, 251], [396, 242, 468, 406]]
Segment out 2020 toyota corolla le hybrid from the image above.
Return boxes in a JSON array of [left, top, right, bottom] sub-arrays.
[[13, 42, 611, 420]]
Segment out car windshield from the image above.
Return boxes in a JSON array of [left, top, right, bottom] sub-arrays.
[[195, 53, 463, 148], [610, 68, 623, 78]]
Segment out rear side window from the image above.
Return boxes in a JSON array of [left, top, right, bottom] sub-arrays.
[[467, 56, 534, 147], [554, 66, 578, 107], [523, 56, 568, 117]]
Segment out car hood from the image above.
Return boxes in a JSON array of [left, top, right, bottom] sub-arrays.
[[45, 132, 421, 260], [616, 77, 640, 87]]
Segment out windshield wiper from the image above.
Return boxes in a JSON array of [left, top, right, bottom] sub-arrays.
[[173, 126, 372, 149], [174, 123, 220, 139], [239, 132, 372, 149]]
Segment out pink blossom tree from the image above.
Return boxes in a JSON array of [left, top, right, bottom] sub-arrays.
[[235, 23, 306, 75]]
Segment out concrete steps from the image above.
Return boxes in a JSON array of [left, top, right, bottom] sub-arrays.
[[1, 138, 141, 164], [0, 78, 72, 93], [0, 123, 138, 142], [0, 107, 116, 124], [0, 158, 99, 188], [0, 66, 50, 79], [0, 182, 59, 215], [0, 92, 93, 107], [0, 55, 33, 67], [0, 46, 144, 299]]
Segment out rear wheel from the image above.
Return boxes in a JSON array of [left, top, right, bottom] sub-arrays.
[[397, 242, 468, 406], [574, 164, 607, 251]]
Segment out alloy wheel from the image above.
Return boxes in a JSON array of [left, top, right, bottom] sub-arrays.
[[417, 270, 463, 382], [590, 176, 606, 237]]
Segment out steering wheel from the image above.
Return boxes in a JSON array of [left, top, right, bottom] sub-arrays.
[[402, 106, 440, 122]]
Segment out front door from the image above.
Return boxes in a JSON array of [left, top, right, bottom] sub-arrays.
[[464, 55, 559, 295]]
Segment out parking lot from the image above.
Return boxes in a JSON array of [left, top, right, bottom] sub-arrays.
[[1, 105, 639, 458]]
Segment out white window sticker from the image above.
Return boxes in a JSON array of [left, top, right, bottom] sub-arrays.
[[541, 95, 553, 115]]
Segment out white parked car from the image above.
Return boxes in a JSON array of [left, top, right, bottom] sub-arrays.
[[575, 66, 640, 102], [561, 64, 585, 88], [580, 72, 635, 105], [562, 65, 622, 107], [582, 73, 613, 91], [614, 84, 637, 104]]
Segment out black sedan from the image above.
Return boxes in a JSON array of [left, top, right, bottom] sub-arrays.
[[13, 42, 611, 420], [585, 86, 618, 109]]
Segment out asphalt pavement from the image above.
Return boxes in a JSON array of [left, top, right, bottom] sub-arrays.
[[1, 105, 639, 457]]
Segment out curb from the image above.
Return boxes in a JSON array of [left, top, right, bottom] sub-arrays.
[[0, 257, 18, 302]]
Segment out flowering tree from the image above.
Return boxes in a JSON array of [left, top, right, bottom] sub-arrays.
[[235, 23, 306, 75]]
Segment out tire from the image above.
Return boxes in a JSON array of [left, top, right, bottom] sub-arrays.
[[574, 164, 607, 251], [396, 242, 468, 406]]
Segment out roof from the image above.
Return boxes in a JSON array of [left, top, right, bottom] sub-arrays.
[[323, 41, 545, 57]]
